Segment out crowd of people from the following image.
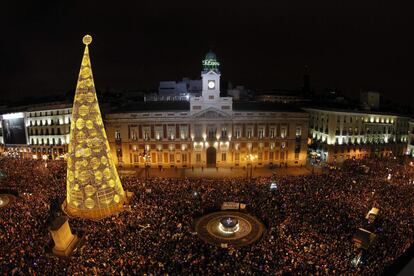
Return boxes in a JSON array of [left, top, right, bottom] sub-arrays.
[[1, 156, 414, 274]]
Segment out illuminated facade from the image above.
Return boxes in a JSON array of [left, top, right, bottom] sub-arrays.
[[63, 35, 125, 220], [105, 52, 309, 168], [305, 108, 410, 163], [0, 104, 71, 159], [26, 104, 72, 159]]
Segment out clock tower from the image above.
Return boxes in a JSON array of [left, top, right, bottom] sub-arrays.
[[190, 50, 232, 115], [201, 51, 221, 101]]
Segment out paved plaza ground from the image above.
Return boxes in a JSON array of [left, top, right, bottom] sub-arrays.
[[118, 166, 317, 178]]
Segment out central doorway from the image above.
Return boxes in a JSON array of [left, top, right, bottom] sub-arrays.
[[206, 147, 216, 167]]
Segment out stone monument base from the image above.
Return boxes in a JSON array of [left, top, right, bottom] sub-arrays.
[[49, 216, 80, 257], [52, 236, 79, 257]]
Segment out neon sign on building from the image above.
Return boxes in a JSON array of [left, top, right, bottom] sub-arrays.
[[202, 59, 220, 67]]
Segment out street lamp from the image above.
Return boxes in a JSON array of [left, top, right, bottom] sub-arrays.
[[246, 153, 257, 180], [42, 154, 48, 168], [140, 149, 151, 179], [144, 151, 151, 179]]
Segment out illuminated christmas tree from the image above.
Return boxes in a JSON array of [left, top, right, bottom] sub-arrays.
[[63, 35, 125, 219]]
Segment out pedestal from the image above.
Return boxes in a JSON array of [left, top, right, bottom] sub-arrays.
[[48, 216, 79, 257]]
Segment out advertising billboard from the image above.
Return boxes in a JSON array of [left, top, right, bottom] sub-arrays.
[[1, 113, 27, 145]]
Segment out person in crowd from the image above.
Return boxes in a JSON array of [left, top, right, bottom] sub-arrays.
[[0, 156, 413, 274]]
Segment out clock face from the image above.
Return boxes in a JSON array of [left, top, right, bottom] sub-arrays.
[[208, 80, 215, 89]]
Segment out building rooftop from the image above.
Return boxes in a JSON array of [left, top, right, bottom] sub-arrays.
[[111, 101, 190, 113], [0, 101, 72, 115], [304, 106, 411, 118], [109, 100, 305, 114], [233, 102, 305, 113]]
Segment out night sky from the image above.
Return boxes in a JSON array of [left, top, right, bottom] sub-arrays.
[[1, 1, 412, 106]]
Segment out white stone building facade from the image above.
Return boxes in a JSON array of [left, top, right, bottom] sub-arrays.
[[105, 52, 309, 168], [305, 108, 410, 163]]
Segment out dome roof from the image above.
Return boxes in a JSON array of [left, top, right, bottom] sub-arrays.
[[205, 51, 217, 60], [202, 50, 220, 73]]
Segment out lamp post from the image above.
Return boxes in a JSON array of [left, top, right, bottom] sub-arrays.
[[145, 152, 151, 179], [246, 154, 256, 180], [246, 154, 250, 179], [140, 149, 151, 180]]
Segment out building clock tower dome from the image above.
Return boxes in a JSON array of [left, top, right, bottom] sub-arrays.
[[201, 50, 221, 100], [202, 51, 220, 73], [190, 50, 232, 116]]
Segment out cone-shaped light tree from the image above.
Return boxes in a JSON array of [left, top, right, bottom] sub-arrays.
[[63, 35, 125, 219]]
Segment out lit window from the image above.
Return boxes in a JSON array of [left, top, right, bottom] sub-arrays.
[[280, 127, 287, 138], [115, 130, 121, 140], [155, 130, 161, 140], [295, 127, 301, 138], [167, 127, 175, 139], [258, 129, 264, 139], [180, 127, 188, 139], [131, 130, 137, 140], [235, 129, 241, 139], [182, 154, 187, 162], [221, 128, 227, 138]]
